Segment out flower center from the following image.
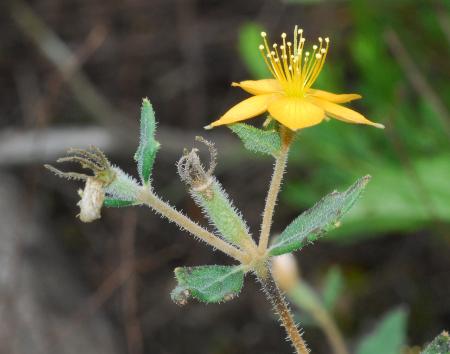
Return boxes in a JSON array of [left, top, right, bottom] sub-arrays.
[[259, 26, 329, 97]]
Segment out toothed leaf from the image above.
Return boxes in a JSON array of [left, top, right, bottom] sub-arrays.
[[421, 332, 450, 354], [135, 98, 160, 184], [171, 265, 244, 304], [269, 175, 371, 256], [229, 123, 281, 157]]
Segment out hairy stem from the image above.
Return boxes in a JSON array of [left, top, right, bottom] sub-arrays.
[[259, 271, 309, 354], [138, 188, 247, 263], [258, 127, 293, 253], [289, 283, 348, 354]]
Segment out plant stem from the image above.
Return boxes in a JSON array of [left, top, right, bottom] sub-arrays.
[[318, 313, 348, 354], [289, 283, 348, 354], [259, 271, 309, 354], [258, 127, 293, 253], [138, 188, 247, 263]]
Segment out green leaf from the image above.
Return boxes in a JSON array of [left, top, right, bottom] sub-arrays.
[[421, 331, 450, 354], [356, 308, 408, 354], [270, 175, 371, 256], [238, 22, 270, 79], [229, 123, 281, 157], [135, 98, 160, 185], [171, 265, 244, 304], [103, 198, 135, 208], [322, 266, 344, 312]]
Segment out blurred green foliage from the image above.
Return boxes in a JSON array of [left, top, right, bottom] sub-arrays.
[[355, 308, 408, 354], [238, 0, 450, 241]]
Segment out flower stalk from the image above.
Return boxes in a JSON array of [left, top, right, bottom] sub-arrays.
[[258, 126, 293, 253], [137, 187, 248, 264]]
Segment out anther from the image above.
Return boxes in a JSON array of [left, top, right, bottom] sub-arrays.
[[259, 44, 264, 50], [273, 43, 278, 48], [321, 48, 326, 53], [305, 51, 310, 56], [325, 37, 330, 42], [281, 33, 287, 38], [298, 29, 303, 34], [261, 32, 267, 37], [300, 38, 306, 43], [318, 37, 323, 42], [313, 45, 318, 50], [287, 42, 292, 46], [315, 53, 322, 59]]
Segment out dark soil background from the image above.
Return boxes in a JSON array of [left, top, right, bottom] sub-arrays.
[[0, 0, 449, 354]]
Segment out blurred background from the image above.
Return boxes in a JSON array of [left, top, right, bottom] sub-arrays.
[[0, 0, 449, 353]]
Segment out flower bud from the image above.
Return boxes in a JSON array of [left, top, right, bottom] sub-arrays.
[[272, 253, 300, 292]]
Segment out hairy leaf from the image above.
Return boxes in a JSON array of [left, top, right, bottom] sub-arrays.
[[356, 308, 408, 354], [135, 98, 160, 184], [229, 123, 281, 157], [269, 175, 371, 256], [421, 331, 450, 354], [171, 265, 244, 304]]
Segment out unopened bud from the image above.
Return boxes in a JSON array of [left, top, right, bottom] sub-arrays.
[[272, 254, 300, 292]]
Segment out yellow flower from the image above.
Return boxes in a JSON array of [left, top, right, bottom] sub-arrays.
[[207, 26, 384, 131]]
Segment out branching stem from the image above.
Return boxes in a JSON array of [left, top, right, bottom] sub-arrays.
[[259, 270, 309, 354], [258, 127, 293, 253], [138, 188, 248, 263]]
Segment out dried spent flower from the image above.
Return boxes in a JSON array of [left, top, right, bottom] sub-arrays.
[[45, 146, 116, 222], [177, 136, 217, 198]]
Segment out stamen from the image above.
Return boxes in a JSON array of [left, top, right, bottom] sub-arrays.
[[256, 27, 330, 96]]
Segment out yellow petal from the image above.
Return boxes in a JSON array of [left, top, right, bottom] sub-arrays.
[[307, 88, 362, 103], [267, 96, 325, 131], [307, 96, 384, 128], [232, 79, 282, 95], [208, 94, 275, 128]]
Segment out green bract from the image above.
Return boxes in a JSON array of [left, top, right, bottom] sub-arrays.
[[103, 198, 135, 208], [171, 265, 244, 304], [135, 98, 160, 185], [269, 175, 371, 256], [229, 123, 281, 157]]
